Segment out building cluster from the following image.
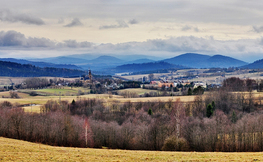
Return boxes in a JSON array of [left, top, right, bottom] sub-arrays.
[[143, 79, 207, 89]]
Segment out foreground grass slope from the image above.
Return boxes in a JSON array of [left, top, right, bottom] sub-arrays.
[[0, 137, 263, 161]]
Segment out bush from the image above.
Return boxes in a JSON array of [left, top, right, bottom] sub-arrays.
[[9, 91, 19, 98], [162, 136, 189, 151], [29, 91, 38, 96]]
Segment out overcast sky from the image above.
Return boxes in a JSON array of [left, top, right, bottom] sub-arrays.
[[1, 0, 263, 62]]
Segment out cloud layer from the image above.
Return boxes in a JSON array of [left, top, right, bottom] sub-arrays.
[[0, 30, 263, 62], [99, 20, 129, 29], [0, 9, 44, 25], [0, 30, 93, 48]]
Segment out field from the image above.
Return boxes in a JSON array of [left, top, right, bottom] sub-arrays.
[[117, 88, 160, 95], [1, 137, 263, 162], [23, 105, 42, 113], [0, 76, 78, 87], [17, 87, 90, 96], [0, 93, 123, 105]]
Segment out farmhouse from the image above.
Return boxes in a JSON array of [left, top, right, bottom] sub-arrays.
[[158, 80, 174, 88]]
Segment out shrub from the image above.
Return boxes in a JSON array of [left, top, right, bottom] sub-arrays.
[[162, 136, 189, 151], [29, 91, 38, 96], [9, 91, 19, 98]]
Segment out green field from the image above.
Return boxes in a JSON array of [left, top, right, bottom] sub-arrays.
[[18, 87, 90, 96], [0, 137, 263, 161]]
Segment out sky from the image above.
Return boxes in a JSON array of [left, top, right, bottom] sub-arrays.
[[0, 0, 263, 62]]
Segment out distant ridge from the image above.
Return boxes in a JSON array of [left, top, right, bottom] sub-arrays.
[[163, 53, 247, 68], [90, 55, 124, 64], [30, 56, 89, 65], [0, 61, 84, 77], [125, 58, 154, 64], [0, 58, 82, 70], [114, 61, 186, 73], [240, 59, 263, 69]]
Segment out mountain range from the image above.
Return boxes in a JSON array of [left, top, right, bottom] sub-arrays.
[[163, 53, 247, 68], [240, 59, 263, 69], [114, 61, 186, 73], [2, 53, 263, 76], [0, 58, 82, 70], [0, 61, 84, 77]]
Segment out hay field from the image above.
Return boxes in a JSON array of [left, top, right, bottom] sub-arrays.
[[108, 95, 196, 103], [23, 105, 42, 113], [117, 88, 160, 95], [0, 137, 263, 162]]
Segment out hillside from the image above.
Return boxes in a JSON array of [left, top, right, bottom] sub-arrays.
[[240, 59, 263, 69], [0, 58, 82, 70], [1, 137, 262, 162], [163, 53, 247, 68], [89, 55, 124, 64], [30, 56, 89, 65], [0, 61, 84, 77], [114, 61, 186, 73], [206, 55, 247, 68], [67, 53, 162, 61], [126, 58, 154, 64], [163, 53, 210, 68], [80, 55, 125, 70]]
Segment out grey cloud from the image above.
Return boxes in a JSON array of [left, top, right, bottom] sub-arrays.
[[99, 20, 129, 29], [0, 30, 26, 46], [64, 18, 83, 27], [58, 40, 93, 48], [0, 30, 54, 47], [2, 30, 263, 62], [0, 9, 45, 25], [181, 25, 199, 32], [0, 30, 93, 48], [252, 26, 263, 33], [128, 19, 138, 24], [1, 1, 263, 26]]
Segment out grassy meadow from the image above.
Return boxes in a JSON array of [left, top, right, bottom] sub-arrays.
[[1, 137, 263, 162]]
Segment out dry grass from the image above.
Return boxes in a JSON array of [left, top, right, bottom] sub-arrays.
[[109, 95, 196, 103], [0, 94, 123, 105], [23, 105, 42, 113], [117, 88, 160, 95], [0, 137, 263, 162]]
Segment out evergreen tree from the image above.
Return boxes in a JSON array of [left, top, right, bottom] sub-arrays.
[[206, 104, 213, 118], [187, 88, 192, 95], [231, 110, 237, 123], [148, 108, 153, 115], [211, 101, 215, 111], [71, 99, 76, 105]]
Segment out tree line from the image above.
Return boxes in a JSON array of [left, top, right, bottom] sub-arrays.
[[1, 85, 263, 151], [0, 61, 84, 77]]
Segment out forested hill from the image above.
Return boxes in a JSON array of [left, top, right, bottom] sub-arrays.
[[115, 61, 186, 73], [0, 61, 85, 77], [0, 58, 82, 70]]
